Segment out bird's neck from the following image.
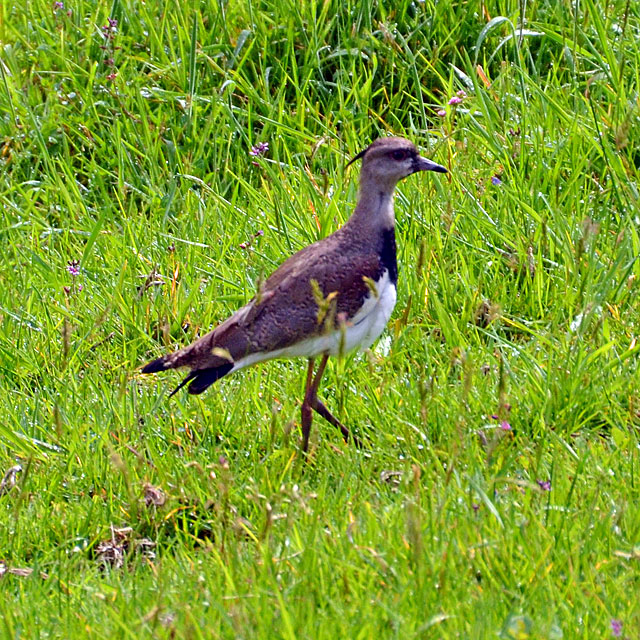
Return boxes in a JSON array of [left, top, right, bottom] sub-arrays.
[[347, 182, 397, 234]]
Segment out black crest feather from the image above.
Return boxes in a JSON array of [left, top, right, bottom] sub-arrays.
[[346, 147, 367, 168]]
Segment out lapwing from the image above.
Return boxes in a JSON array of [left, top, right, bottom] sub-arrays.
[[142, 137, 447, 451]]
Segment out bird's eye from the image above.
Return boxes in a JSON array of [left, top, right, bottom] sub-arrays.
[[390, 150, 407, 161]]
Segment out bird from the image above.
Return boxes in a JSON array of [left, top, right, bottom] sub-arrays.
[[141, 136, 447, 452]]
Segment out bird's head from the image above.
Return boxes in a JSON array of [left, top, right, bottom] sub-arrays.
[[347, 137, 447, 190]]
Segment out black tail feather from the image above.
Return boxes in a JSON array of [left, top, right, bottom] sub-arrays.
[[168, 362, 234, 397], [168, 371, 197, 398], [186, 362, 234, 395], [141, 356, 169, 374]]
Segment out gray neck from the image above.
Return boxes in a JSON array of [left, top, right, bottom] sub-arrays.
[[346, 180, 397, 234]]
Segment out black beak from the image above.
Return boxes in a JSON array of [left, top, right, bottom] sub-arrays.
[[413, 156, 448, 174]]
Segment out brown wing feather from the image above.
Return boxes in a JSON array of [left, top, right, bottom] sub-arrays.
[[143, 225, 387, 373]]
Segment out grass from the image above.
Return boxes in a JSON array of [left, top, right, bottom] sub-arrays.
[[1, 0, 640, 636]]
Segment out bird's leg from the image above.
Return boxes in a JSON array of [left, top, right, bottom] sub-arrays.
[[300, 355, 329, 453], [300, 358, 315, 452], [309, 353, 329, 398], [307, 354, 362, 449], [311, 397, 363, 449]]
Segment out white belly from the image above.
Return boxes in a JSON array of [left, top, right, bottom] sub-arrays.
[[338, 269, 397, 354], [233, 270, 397, 370]]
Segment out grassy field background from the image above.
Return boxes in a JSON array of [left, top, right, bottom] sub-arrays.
[[1, 0, 639, 636]]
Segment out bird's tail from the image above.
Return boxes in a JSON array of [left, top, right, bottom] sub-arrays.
[[141, 355, 175, 375], [169, 362, 235, 396], [141, 350, 235, 396]]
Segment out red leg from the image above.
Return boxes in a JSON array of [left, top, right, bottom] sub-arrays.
[[301, 354, 362, 450], [300, 358, 315, 452], [311, 397, 362, 448]]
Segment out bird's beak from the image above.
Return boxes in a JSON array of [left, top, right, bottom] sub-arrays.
[[413, 155, 448, 174]]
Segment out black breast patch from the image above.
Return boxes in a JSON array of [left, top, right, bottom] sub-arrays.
[[380, 228, 398, 284]]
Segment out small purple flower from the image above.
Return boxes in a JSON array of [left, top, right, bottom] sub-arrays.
[[67, 260, 80, 277], [249, 142, 269, 157], [106, 72, 117, 81], [448, 96, 463, 105], [536, 479, 551, 491], [491, 176, 502, 186], [53, 1, 64, 9], [456, 90, 467, 98], [102, 18, 118, 38], [472, 503, 479, 513], [436, 109, 447, 117], [499, 420, 511, 431], [610, 619, 622, 637]]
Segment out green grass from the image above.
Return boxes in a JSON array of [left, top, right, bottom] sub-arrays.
[[1, 0, 640, 636]]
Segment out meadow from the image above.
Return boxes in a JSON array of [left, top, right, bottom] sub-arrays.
[[1, 0, 639, 636]]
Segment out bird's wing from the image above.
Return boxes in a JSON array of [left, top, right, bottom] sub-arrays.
[[147, 233, 386, 373], [237, 244, 384, 353]]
